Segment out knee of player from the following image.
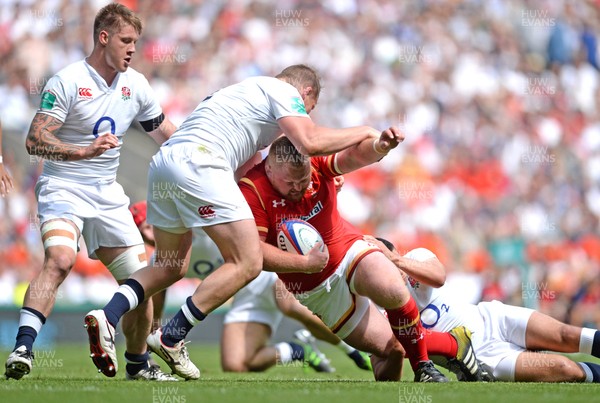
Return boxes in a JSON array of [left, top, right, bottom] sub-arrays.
[[242, 254, 263, 282], [379, 337, 405, 360], [221, 359, 249, 373], [559, 360, 586, 382], [558, 324, 580, 347], [43, 252, 75, 280]]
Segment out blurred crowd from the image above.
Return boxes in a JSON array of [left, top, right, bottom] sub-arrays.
[[1, 0, 600, 327]]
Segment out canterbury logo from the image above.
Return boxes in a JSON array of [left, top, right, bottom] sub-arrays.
[[78, 87, 92, 98], [198, 205, 216, 218]]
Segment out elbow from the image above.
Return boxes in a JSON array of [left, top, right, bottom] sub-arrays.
[[431, 263, 446, 288], [290, 130, 323, 156], [432, 274, 446, 288], [297, 141, 321, 156]]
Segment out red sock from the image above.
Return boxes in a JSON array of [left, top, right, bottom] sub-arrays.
[[386, 298, 429, 370], [424, 331, 458, 358]]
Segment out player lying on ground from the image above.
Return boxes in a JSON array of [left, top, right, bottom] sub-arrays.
[[129, 200, 372, 373], [370, 237, 600, 382]]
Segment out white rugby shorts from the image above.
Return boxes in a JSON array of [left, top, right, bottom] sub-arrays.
[[295, 240, 376, 339], [474, 300, 534, 381], [223, 271, 283, 331], [147, 143, 254, 233], [35, 175, 143, 259]]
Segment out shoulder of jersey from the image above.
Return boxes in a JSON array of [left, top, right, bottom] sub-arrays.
[[54, 60, 87, 79]]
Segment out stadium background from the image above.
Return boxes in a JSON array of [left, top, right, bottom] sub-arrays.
[[0, 0, 600, 347]]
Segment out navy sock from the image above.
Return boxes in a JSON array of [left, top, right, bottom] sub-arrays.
[[14, 307, 46, 352], [14, 327, 38, 352], [348, 349, 363, 361], [289, 342, 305, 361], [581, 362, 600, 382], [161, 297, 206, 347], [125, 351, 150, 375], [103, 279, 145, 327], [592, 332, 600, 358]]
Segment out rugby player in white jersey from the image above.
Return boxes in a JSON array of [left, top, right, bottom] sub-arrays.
[[4, 4, 176, 381], [129, 200, 371, 374], [85, 64, 400, 380], [370, 237, 600, 383]]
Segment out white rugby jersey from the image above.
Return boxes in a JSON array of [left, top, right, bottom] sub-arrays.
[[37, 60, 162, 184], [166, 76, 310, 172], [403, 249, 484, 343]]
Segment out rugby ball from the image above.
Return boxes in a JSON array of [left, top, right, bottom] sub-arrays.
[[277, 219, 324, 255]]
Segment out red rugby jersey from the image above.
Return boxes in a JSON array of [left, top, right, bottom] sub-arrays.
[[239, 155, 363, 293]]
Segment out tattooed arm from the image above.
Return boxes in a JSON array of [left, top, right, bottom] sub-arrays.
[[25, 113, 119, 161]]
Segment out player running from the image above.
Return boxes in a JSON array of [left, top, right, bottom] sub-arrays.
[[5, 3, 176, 381]]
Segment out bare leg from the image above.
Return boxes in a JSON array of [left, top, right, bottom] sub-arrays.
[[190, 220, 262, 314], [129, 228, 193, 298], [274, 279, 340, 345], [23, 219, 79, 317], [221, 322, 273, 372], [352, 252, 430, 373], [525, 311, 583, 352], [96, 246, 153, 356], [514, 351, 585, 382], [343, 303, 405, 381], [152, 289, 167, 331]]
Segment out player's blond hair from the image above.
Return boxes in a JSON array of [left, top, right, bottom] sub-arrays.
[[268, 136, 309, 168], [276, 65, 322, 100], [93, 3, 142, 44]]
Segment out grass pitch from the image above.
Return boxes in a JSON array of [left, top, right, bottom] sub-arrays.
[[1, 344, 599, 403]]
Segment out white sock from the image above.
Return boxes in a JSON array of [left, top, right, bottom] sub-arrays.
[[117, 284, 139, 311], [579, 328, 597, 355], [275, 342, 293, 364], [336, 340, 355, 354], [579, 362, 594, 383], [19, 309, 44, 333]]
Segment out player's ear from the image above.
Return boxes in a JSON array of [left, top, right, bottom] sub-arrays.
[[98, 30, 110, 46], [301, 87, 313, 98], [265, 160, 272, 176]]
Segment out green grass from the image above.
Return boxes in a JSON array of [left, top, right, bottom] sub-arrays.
[[1, 344, 599, 403]]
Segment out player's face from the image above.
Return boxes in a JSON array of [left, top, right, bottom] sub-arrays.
[[268, 162, 311, 202], [302, 94, 318, 114], [104, 24, 139, 72]]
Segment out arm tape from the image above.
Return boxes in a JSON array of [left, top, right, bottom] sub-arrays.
[[139, 113, 165, 132]]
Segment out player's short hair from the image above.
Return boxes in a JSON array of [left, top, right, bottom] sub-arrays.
[[376, 237, 396, 252], [93, 3, 142, 44], [276, 65, 322, 100], [268, 136, 309, 168]]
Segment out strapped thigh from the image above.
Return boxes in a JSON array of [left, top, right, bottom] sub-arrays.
[[40, 220, 79, 253], [105, 244, 148, 281]]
